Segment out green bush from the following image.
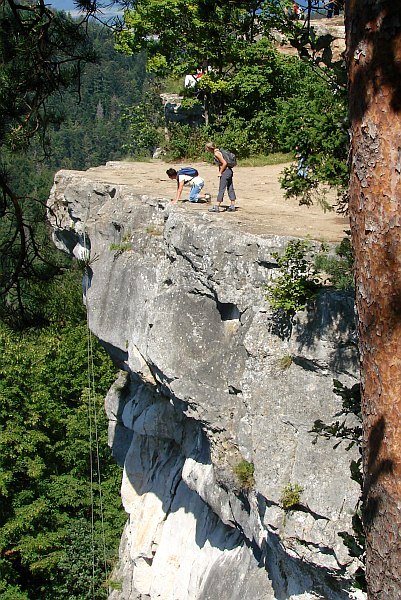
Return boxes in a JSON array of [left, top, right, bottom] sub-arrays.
[[266, 240, 321, 313], [165, 124, 209, 160], [280, 482, 304, 510], [280, 164, 322, 209], [315, 237, 354, 290], [233, 460, 255, 490]]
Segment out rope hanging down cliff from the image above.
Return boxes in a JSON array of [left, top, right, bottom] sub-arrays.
[[82, 228, 110, 597]]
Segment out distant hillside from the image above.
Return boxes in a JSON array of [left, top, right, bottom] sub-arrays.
[[45, 19, 148, 171]]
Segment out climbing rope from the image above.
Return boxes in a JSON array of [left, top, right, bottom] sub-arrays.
[[83, 226, 110, 598]]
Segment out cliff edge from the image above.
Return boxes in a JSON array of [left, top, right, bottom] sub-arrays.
[[47, 161, 363, 600]]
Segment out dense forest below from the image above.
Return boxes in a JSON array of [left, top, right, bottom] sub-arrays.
[[0, 3, 349, 598], [0, 18, 148, 600]]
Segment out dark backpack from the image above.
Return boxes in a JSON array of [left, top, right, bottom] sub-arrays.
[[220, 149, 237, 168], [177, 167, 199, 178]]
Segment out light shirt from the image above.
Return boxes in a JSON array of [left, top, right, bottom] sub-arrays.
[[178, 174, 204, 187]]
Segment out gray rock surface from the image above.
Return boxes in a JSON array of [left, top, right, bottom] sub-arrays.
[[48, 168, 365, 600], [160, 93, 204, 125]]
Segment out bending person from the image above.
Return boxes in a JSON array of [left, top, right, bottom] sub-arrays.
[[205, 142, 236, 212], [166, 167, 210, 204]]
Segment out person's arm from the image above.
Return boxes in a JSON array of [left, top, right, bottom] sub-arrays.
[[214, 150, 227, 175], [172, 178, 185, 203]]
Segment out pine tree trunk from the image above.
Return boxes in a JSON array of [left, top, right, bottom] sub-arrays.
[[346, 1, 401, 596]]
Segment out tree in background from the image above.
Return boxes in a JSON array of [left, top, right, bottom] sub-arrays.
[[0, 3, 131, 596], [346, 0, 401, 596], [116, 0, 348, 208], [0, 1, 94, 324], [115, 0, 264, 78], [115, 0, 275, 132], [46, 22, 149, 170], [0, 2, 148, 326], [0, 270, 124, 598]]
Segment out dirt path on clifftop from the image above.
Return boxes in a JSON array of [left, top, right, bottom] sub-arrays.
[[84, 160, 349, 243]]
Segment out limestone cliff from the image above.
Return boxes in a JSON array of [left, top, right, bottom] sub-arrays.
[[47, 165, 364, 600]]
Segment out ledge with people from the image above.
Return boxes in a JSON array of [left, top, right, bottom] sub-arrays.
[[166, 142, 238, 213]]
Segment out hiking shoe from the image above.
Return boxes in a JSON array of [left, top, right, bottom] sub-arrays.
[[227, 205, 236, 212], [204, 193, 212, 203], [208, 205, 220, 212]]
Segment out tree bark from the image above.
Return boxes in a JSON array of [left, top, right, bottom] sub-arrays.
[[346, 0, 401, 596]]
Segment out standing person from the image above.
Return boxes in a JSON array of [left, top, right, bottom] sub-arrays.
[[205, 142, 237, 212], [166, 167, 210, 204]]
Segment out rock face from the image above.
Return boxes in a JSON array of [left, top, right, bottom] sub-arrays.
[[160, 93, 204, 125], [47, 168, 364, 600]]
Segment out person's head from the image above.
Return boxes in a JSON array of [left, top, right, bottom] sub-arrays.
[[205, 142, 216, 153], [166, 168, 177, 180]]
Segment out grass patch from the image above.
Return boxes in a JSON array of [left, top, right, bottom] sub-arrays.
[[109, 242, 133, 252], [121, 152, 293, 166], [145, 224, 163, 236], [238, 152, 293, 167], [121, 155, 155, 163], [160, 76, 184, 95], [265, 240, 321, 314], [277, 354, 293, 370]]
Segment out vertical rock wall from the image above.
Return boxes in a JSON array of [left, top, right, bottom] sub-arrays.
[[48, 170, 364, 600]]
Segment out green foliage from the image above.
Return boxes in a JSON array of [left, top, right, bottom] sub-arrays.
[[310, 380, 365, 589], [275, 67, 348, 206], [266, 240, 321, 314], [116, 0, 266, 78], [237, 153, 293, 167], [280, 482, 304, 510], [233, 460, 255, 491], [122, 86, 163, 157], [0, 151, 71, 327], [311, 380, 362, 451], [339, 512, 365, 559], [44, 25, 148, 170], [280, 164, 321, 208], [0, 3, 96, 320], [338, 510, 366, 591], [165, 123, 210, 160], [0, 13, 150, 325], [315, 237, 354, 290], [0, 272, 125, 598], [123, 103, 160, 155], [109, 243, 133, 252]]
